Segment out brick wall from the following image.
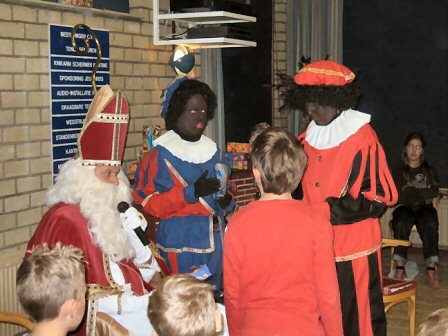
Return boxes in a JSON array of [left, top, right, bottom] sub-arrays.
[[272, 0, 288, 129], [0, 0, 287, 254], [230, 170, 259, 210], [0, 0, 185, 254]]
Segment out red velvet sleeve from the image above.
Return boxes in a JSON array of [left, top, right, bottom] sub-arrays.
[[349, 127, 398, 206], [327, 127, 398, 224], [28, 204, 152, 295], [132, 149, 211, 219], [132, 150, 189, 219], [26, 204, 107, 287], [132, 149, 158, 204]]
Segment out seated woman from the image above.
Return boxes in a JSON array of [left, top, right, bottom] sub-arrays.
[[391, 131, 440, 288]]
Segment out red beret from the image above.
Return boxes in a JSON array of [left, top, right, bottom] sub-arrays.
[[294, 60, 355, 86]]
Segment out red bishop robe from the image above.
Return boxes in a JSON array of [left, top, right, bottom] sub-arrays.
[[26, 203, 153, 336]]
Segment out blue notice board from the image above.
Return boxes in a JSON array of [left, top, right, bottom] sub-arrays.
[[49, 24, 110, 178]]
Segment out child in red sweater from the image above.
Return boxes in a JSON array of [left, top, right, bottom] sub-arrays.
[[224, 123, 343, 336]]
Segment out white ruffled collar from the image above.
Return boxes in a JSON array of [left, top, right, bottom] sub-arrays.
[[153, 130, 217, 163], [305, 109, 371, 149]]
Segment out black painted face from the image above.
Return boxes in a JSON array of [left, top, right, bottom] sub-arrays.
[[305, 102, 339, 126], [175, 94, 208, 141]]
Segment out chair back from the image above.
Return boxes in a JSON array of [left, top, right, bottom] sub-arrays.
[[0, 311, 33, 335]]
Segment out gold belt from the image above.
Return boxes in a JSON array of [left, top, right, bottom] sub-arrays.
[[335, 243, 381, 262]]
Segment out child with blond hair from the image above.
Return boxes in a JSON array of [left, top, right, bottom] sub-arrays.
[[147, 274, 223, 336], [16, 243, 86, 336]]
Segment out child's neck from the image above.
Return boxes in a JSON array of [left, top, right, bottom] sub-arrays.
[[31, 320, 70, 336], [259, 192, 293, 201]]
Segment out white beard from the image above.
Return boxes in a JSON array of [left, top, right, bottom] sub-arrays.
[[46, 158, 135, 261]]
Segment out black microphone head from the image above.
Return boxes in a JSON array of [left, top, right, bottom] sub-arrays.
[[117, 201, 130, 213]]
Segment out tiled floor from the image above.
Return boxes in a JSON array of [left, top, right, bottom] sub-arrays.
[[382, 247, 448, 335]]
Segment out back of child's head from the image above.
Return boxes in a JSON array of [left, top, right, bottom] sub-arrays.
[[249, 122, 307, 194], [417, 308, 448, 336], [148, 274, 217, 336], [16, 243, 86, 323]]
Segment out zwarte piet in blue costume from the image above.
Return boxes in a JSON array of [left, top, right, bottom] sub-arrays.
[[133, 77, 234, 293]]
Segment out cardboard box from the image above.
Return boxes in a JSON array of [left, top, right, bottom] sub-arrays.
[[225, 152, 250, 170], [231, 160, 249, 170], [226, 142, 250, 153]]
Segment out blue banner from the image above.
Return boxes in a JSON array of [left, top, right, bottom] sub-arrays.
[[53, 159, 70, 178], [50, 25, 110, 58], [51, 101, 91, 115], [52, 129, 81, 146], [50, 56, 110, 72], [50, 24, 110, 178], [52, 115, 86, 130], [53, 144, 78, 160], [51, 86, 95, 101], [51, 71, 110, 86]]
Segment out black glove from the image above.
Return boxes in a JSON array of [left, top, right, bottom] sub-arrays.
[[326, 194, 387, 225], [194, 170, 220, 198], [217, 192, 233, 209]]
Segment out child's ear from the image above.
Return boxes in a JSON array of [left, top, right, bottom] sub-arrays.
[[214, 308, 223, 333], [252, 168, 262, 191], [252, 168, 260, 181], [152, 331, 158, 336], [59, 298, 78, 319]]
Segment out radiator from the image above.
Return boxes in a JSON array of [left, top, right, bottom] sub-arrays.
[[0, 250, 27, 335]]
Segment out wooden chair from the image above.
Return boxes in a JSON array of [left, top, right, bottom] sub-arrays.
[[0, 311, 133, 336], [382, 238, 417, 336], [0, 311, 33, 335]]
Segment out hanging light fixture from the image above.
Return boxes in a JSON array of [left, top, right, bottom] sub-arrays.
[[169, 45, 195, 76]]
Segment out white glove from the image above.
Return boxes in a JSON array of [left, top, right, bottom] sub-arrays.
[[120, 206, 148, 231], [120, 206, 152, 265]]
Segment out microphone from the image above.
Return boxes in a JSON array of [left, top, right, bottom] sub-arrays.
[[117, 201, 149, 246]]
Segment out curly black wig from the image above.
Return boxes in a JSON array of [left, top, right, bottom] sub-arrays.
[[165, 79, 217, 131], [277, 73, 362, 112]]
